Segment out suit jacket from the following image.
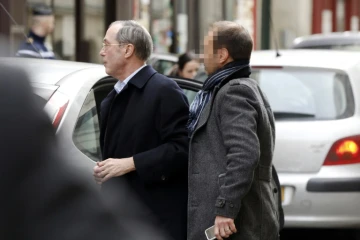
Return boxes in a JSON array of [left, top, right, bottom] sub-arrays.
[[188, 69, 280, 240], [100, 65, 189, 240]]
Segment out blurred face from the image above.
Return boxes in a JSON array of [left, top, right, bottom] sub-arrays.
[[34, 15, 55, 34], [203, 30, 220, 75], [179, 60, 200, 79], [99, 24, 126, 77], [46, 15, 55, 34]]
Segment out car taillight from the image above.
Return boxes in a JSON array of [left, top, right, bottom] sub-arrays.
[[323, 136, 360, 166], [46, 91, 69, 129]]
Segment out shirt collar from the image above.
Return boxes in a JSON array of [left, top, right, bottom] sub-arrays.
[[114, 64, 146, 93]]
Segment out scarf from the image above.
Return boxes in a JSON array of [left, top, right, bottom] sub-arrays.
[[187, 59, 251, 136]]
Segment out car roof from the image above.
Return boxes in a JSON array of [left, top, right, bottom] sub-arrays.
[[0, 57, 100, 85], [149, 53, 178, 62], [292, 32, 360, 48], [251, 49, 360, 71]]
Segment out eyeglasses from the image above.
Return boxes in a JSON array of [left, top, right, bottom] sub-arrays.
[[101, 42, 126, 50]]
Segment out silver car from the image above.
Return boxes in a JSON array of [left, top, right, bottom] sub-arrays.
[[251, 50, 360, 230], [0, 57, 201, 175]]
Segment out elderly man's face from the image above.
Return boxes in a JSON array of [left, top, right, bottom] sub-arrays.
[[203, 30, 220, 75], [99, 24, 125, 78]]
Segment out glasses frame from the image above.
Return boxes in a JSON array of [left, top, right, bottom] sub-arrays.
[[101, 42, 127, 50]]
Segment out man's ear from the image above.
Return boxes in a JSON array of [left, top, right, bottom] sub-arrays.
[[124, 44, 135, 58], [218, 47, 230, 64]]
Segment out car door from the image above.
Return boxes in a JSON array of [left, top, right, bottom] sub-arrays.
[[71, 77, 202, 164]]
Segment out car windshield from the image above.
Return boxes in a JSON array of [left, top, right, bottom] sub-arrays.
[[251, 68, 355, 120], [331, 44, 360, 50], [295, 44, 360, 50]]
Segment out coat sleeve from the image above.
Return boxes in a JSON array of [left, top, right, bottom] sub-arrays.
[[214, 82, 260, 219], [132, 80, 189, 184]]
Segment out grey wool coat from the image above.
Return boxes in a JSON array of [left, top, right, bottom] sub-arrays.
[[188, 72, 280, 240]]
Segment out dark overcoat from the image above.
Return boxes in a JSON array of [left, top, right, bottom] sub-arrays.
[[100, 66, 189, 240]]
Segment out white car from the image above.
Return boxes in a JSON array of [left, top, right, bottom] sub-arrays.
[[291, 32, 360, 50], [251, 50, 360, 230], [147, 53, 178, 75]]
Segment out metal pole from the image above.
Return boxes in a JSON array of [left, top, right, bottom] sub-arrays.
[[261, 0, 271, 49]]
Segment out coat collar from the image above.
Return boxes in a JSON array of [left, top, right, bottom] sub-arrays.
[[192, 66, 251, 135], [128, 65, 157, 89]]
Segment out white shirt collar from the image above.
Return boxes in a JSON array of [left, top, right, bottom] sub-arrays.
[[114, 64, 146, 94]]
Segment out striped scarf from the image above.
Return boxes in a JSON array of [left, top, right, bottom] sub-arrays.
[[187, 60, 250, 136]]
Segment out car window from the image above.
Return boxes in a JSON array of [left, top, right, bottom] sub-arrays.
[[294, 44, 360, 50], [251, 68, 354, 120], [73, 89, 101, 161], [331, 45, 360, 51], [72, 79, 200, 162], [182, 89, 198, 104], [152, 59, 176, 75]]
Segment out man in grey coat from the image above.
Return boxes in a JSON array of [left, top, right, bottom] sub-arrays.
[[187, 21, 280, 240]]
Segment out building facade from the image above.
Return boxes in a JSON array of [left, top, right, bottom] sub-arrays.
[[3, 0, 357, 63], [0, 0, 261, 63]]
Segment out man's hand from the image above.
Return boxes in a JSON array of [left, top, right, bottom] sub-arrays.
[[93, 157, 135, 184], [214, 216, 237, 240]]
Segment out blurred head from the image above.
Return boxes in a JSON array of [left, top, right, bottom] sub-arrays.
[[99, 20, 153, 78], [31, 4, 55, 35], [203, 21, 253, 75], [32, 15, 55, 34], [177, 52, 200, 79]]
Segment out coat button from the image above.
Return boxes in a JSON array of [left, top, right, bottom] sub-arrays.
[[217, 199, 225, 207], [273, 188, 278, 194], [230, 203, 234, 208], [161, 175, 166, 181]]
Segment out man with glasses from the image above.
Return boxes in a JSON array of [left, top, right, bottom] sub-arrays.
[[94, 20, 189, 240]]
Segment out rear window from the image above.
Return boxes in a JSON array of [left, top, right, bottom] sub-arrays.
[[31, 84, 58, 108], [294, 44, 360, 50], [251, 68, 355, 120]]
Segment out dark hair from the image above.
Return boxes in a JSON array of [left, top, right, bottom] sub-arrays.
[[177, 52, 195, 71], [211, 21, 253, 59]]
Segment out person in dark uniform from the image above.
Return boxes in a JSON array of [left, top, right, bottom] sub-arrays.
[[16, 4, 56, 59]]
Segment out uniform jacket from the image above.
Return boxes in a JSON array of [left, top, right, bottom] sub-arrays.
[[16, 30, 55, 59]]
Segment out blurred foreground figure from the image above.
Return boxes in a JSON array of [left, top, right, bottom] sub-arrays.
[[0, 66, 168, 240]]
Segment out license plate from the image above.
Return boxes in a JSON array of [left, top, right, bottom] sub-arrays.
[[281, 187, 285, 203]]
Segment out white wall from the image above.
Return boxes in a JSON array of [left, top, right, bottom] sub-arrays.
[[271, 0, 312, 49], [199, 0, 223, 50]]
